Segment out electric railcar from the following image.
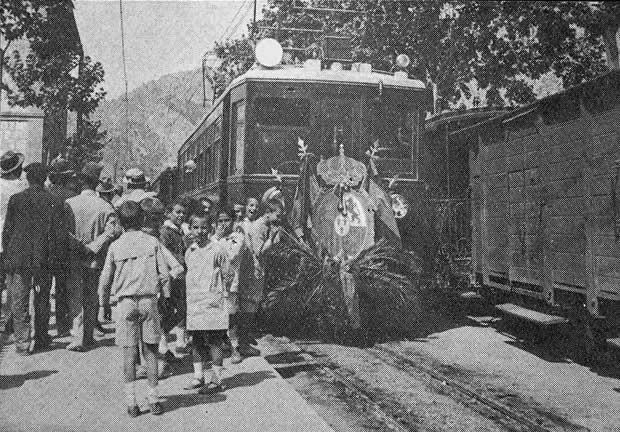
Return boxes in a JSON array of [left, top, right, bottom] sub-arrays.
[[173, 42, 429, 230]]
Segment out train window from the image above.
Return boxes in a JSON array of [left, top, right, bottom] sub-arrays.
[[230, 101, 245, 175], [372, 104, 419, 178], [255, 97, 310, 127]]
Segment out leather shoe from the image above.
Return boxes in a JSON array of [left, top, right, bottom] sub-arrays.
[[238, 344, 260, 357], [15, 346, 31, 356], [198, 382, 225, 395], [127, 405, 140, 418], [149, 401, 164, 415], [184, 377, 204, 390], [66, 343, 87, 352]]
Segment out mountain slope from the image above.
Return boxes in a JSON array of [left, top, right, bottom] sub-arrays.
[[96, 68, 211, 180]]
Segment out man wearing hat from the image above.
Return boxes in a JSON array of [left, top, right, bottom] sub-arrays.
[[0, 151, 27, 329], [114, 168, 156, 208], [65, 162, 120, 351], [97, 177, 116, 205], [3, 163, 68, 355], [47, 156, 79, 336]]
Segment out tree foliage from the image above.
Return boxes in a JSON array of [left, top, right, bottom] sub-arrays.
[[65, 118, 107, 167], [209, 0, 620, 110], [2, 0, 107, 167]]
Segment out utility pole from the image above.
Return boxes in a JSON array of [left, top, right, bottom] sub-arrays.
[[252, 0, 257, 41]]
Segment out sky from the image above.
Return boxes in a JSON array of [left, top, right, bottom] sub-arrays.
[[74, 0, 269, 98]]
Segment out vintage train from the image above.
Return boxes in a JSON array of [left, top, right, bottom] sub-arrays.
[[153, 39, 620, 351], [154, 39, 430, 236]]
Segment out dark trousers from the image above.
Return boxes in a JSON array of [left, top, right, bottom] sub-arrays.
[[53, 271, 71, 334], [7, 270, 52, 351], [69, 267, 99, 347], [160, 279, 186, 333]]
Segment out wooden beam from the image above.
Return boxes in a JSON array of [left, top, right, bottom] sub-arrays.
[[579, 100, 600, 316], [534, 114, 556, 305], [479, 133, 491, 286]]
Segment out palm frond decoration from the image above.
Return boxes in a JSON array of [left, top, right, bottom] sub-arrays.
[[262, 231, 422, 340]]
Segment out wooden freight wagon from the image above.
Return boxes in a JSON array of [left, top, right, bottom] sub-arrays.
[[461, 71, 620, 341]]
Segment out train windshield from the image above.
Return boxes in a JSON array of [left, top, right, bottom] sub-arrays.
[[255, 97, 310, 127], [372, 103, 418, 177]]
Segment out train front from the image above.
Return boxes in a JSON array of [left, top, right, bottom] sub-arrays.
[[227, 39, 429, 233]]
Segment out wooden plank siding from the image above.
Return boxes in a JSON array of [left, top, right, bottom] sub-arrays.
[[467, 71, 620, 314]]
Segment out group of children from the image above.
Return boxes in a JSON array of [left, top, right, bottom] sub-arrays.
[[97, 195, 285, 417]]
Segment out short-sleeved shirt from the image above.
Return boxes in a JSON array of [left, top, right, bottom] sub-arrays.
[[98, 230, 171, 305]]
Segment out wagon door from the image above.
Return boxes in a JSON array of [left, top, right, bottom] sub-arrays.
[[507, 128, 545, 293]]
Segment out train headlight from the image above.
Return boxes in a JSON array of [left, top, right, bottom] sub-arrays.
[[390, 193, 409, 219], [395, 54, 410, 69], [184, 160, 197, 173], [255, 38, 283, 68]]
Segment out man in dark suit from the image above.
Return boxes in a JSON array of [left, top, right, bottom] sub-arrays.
[[2, 163, 68, 355], [47, 157, 78, 336]]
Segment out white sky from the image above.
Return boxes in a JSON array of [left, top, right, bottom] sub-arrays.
[[74, 0, 269, 98]]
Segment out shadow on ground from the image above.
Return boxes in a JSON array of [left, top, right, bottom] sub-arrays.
[[162, 370, 275, 413], [0, 370, 58, 390], [163, 392, 226, 413]]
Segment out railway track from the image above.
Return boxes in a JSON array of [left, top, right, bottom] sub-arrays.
[[266, 338, 588, 432], [368, 345, 587, 432]]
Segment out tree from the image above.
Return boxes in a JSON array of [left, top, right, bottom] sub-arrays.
[[4, 0, 107, 167], [211, 38, 255, 98], [210, 0, 620, 110], [65, 118, 107, 167], [0, 0, 50, 111]]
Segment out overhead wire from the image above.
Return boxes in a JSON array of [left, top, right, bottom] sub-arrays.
[[166, 0, 253, 133]]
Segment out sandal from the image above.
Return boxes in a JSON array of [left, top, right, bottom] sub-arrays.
[[198, 382, 225, 395], [184, 377, 204, 390]]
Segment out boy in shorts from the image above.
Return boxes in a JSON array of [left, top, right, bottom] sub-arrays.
[[99, 201, 171, 417]]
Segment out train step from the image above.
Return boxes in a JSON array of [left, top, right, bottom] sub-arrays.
[[606, 338, 620, 350], [495, 303, 569, 326]]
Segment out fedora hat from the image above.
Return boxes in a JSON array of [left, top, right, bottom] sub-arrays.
[[81, 162, 104, 181], [124, 167, 147, 186], [0, 151, 25, 175], [96, 177, 115, 194], [50, 156, 75, 176]]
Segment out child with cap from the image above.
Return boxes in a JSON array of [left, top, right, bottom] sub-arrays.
[[98, 201, 171, 417]]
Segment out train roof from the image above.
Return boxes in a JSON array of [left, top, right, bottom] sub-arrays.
[[229, 64, 426, 90]]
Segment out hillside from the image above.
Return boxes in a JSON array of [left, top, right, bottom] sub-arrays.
[[95, 68, 211, 180]]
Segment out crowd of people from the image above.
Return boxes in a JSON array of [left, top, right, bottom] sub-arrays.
[[0, 150, 285, 417]]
